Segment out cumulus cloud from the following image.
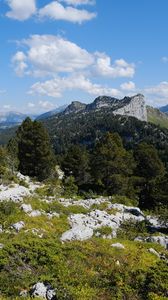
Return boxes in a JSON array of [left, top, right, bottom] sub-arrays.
[[144, 81, 168, 106], [145, 81, 168, 98], [38, 100, 55, 109], [12, 34, 136, 99], [29, 75, 121, 98], [12, 34, 135, 81], [38, 1, 96, 24], [12, 51, 28, 76], [28, 102, 35, 108], [58, 0, 95, 6], [94, 53, 135, 78], [120, 81, 136, 91], [6, 0, 36, 21], [13, 35, 94, 77]]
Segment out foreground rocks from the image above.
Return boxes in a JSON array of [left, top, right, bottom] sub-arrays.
[[20, 282, 56, 299], [135, 235, 168, 249], [60, 204, 145, 242]]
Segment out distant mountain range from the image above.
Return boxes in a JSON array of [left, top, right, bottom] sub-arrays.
[[36, 105, 67, 120], [1, 95, 168, 132], [159, 104, 168, 114], [0, 112, 36, 129]]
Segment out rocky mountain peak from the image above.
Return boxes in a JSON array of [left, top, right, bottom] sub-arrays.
[[62, 94, 147, 121], [64, 101, 86, 115]]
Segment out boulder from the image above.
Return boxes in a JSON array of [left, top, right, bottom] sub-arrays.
[[148, 248, 160, 258], [28, 210, 41, 217], [0, 243, 4, 249], [61, 225, 93, 242], [111, 243, 125, 249], [21, 203, 32, 213], [30, 282, 56, 300], [11, 221, 25, 232], [146, 236, 168, 249]]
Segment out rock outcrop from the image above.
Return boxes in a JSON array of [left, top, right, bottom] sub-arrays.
[[62, 94, 147, 121]]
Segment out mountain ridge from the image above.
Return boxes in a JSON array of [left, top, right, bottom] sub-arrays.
[[60, 94, 147, 122]]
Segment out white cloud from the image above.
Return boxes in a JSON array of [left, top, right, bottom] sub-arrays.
[[38, 100, 55, 109], [38, 1, 96, 24], [145, 81, 168, 98], [94, 53, 135, 78], [6, 0, 36, 21], [59, 0, 95, 6], [144, 81, 168, 106], [120, 81, 136, 91], [3, 104, 11, 110], [13, 35, 94, 77], [28, 102, 35, 108], [12, 51, 28, 76], [29, 74, 121, 98], [12, 34, 136, 99], [12, 34, 135, 81]]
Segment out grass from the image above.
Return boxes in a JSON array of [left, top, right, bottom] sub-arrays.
[[0, 194, 168, 299]]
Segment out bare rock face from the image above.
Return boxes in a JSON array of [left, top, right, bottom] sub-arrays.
[[113, 94, 147, 121], [63, 94, 147, 122]]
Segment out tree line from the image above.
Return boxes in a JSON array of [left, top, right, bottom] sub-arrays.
[[0, 117, 167, 212]]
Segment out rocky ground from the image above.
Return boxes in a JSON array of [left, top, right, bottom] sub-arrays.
[[0, 174, 167, 299]]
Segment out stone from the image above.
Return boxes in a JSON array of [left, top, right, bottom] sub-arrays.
[[46, 212, 60, 219], [11, 221, 25, 232], [148, 248, 160, 258], [146, 236, 168, 249], [30, 282, 47, 298], [21, 203, 32, 213], [46, 288, 56, 300], [28, 210, 41, 217], [0, 225, 3, 233], [134, 235, 168, 249], [19, 290, 28, 297], [61, 225, 93, 242], [0, 185, 31, 202], [111, 243, 125, 249], [0, 243, 4, 249], [29, 282, 56, 300]]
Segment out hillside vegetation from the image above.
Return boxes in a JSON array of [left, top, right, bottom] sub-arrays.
[[0, 116, 167, 300]]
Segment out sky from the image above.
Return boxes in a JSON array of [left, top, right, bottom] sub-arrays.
[[1, 0, 168, 114]]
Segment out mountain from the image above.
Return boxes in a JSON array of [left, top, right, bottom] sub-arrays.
[[61, 94, 147, 122], [0, 111, 36, 129], [36, 105, 67, 120], [159, 104, 168, 114], [147, 106, 168, 129], [42, 104, 168, 170]]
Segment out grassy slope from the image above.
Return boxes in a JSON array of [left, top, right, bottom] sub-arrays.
[[0, 190, 167, 300], [147, 106, 168, 129]]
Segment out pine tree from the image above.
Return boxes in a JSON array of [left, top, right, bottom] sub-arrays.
[[134, 142, 165, 208], [91, 132, 135, 195], [62, 145, 91, 188], [16, 118, 54, 181]]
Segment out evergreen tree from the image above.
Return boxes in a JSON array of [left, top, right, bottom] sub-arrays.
[[62, 145, 91, 188], [91, 132, 136, 195], [134, 142, 165, 208], [16, 118, 54, 181]]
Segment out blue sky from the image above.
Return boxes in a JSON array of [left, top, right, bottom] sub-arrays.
[[1, 0, 168, 113]]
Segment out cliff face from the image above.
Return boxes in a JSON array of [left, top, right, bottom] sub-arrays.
[[113, 94, 147, 122], [62, 94, 147, 122]]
